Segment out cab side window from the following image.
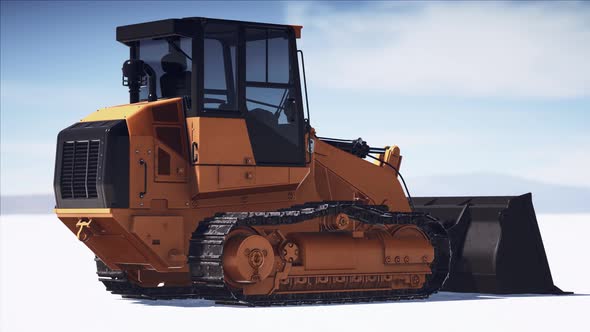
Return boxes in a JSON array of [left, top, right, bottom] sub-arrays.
[[203, 23, 238, 112]]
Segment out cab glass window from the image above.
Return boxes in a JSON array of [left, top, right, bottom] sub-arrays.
[[246, 29, 289, 84], [244, 28, 303, 165], [138, 37, 192, 101], [203, 23, 238, 112]]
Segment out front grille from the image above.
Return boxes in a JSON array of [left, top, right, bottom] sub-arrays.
[[55, 119, 129, 208], [60, 140, 100, 199]]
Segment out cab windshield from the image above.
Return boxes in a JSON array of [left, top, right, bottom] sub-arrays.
[[138, 37, 192, 101]]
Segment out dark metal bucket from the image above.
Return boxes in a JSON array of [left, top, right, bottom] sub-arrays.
[[414, 194, 567, 294]]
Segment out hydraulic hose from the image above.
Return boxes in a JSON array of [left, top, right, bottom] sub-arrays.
[[366, 154, 415, 210]]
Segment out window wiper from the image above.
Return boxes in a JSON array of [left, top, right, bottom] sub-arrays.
[[167, 39, 193, 61]]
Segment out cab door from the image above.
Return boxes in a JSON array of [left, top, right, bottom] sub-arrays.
[[188, 22, 308, 200], [243, 27, 306, 166]]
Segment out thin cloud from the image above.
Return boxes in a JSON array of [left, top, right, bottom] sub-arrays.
[[0, 81, 126, 110], [287, 2, 590, 98], [518, 147, 590, 187]]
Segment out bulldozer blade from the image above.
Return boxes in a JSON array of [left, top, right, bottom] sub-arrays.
[[413, 194, 567, 295]]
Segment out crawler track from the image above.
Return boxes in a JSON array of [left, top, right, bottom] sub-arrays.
[[96, 258, 196, 300], [97, 202, 450, 305]]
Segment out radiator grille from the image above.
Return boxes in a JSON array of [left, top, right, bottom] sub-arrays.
[[60, 140, 100, 199]]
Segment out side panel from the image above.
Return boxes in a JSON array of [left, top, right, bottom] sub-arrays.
[[313, 139, 411, 212], [186, 117, 309, 199]]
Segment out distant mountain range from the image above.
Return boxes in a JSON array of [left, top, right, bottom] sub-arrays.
[[1, 194, 56, 215], [1, 173, 588, 215], [407, 173, 590, 213]]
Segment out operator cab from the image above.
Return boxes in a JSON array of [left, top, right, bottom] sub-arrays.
[[117, 18, 306, 165]]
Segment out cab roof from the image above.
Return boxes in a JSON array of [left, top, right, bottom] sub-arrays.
[[116, 17, 302, 44]]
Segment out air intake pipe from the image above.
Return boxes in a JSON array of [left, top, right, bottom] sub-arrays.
[[122, 59, 157, 103]]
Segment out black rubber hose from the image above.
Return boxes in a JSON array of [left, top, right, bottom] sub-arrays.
[[366, 154, 415, 210], [143, 63, 157, 102]]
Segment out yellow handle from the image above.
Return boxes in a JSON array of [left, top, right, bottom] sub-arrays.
[[75, 219, 93, 241]]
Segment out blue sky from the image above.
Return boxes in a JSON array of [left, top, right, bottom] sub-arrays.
[[1, 1, 589, 195]]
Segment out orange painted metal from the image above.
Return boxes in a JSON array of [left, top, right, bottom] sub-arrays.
[[55, 97, 431, 295], [223, 232, 276, 283], [290, 25, 303, 38], [219, 215, 433, 295]]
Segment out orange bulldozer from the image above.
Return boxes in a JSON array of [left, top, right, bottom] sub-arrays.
[[53, 17, 565, 305]]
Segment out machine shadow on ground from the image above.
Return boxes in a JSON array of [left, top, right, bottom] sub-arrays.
[[130, 292, 586, 309]]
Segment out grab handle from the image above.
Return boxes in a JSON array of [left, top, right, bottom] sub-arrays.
[[191, 142, 198, 164], [139, 159, 147, 198]]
